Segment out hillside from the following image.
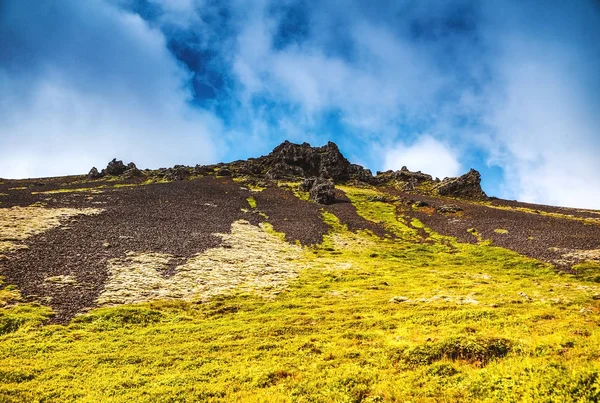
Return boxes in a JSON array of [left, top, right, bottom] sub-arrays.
[[1, 141, 600, 402]]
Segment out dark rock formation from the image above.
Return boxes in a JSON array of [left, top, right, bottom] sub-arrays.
[[88, 159, 142, 179], [299, 177, 318, 192], [216, 168, 232, 177], [436, 169, 487, 200], [161, 165, 191, 181], [88, 167, 102, 179], [437, 204, 463, 213], [375, 166, 433, 188], [234, 140, 374, 183], [309, 178, 336, 204], [122, 163, 142, 178], [104, 158, 128, 176]]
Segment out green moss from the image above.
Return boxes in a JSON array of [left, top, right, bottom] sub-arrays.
[[246, 197, 257, 209]]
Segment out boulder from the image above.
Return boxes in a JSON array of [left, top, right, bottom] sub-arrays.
[[436, 169, 487, 200], [261, 141, 352, 181], [299, 177, 318, 192], [216, 168, 232, 176], [437, 204, 463, 213], [122, 162, 142, 178], [162, 165, 191, 181], [309, 178, 336, 204], [88, 167, 102, 179], [104, 158, 128, 176]]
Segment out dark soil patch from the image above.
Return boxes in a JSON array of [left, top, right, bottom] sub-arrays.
[[383, 188, 600, 269], [1, 177, 262, 323], [252, 186, 330, 245], [322, 190, 388, 238]]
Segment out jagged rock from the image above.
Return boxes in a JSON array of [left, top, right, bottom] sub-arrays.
[[261, 141, 352, 181], [88, 167, 102, 179], [104, 158, 128, 176], [216, 168, 232, 176], [299, 177, 317, 192], [309, 178, 336, 204], [265, 162, 305, 180], [436, 169, 487, 200], [437, 204, 463, 213], [229, 159, 263, 176], [348, 164, 376, 184], [122, 162, 142, 178], [162, 165, 191, 181], [375, 166, 433, 187], [193, 165, 211, 175]]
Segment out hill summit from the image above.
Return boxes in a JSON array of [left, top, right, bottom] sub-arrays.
[[88, 140, 488, 202]]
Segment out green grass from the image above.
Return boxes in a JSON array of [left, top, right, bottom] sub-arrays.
[[1, 186, 600, 401]]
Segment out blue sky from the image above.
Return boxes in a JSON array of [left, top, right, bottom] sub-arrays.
[[1, 0, 599, 208]]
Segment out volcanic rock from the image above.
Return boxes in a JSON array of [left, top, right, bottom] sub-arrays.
[[309, 178, 336, 204], [87, 167, 102, 179], [216, 168, 232, 177], [436, 169, 487, 200], [299, 177, 318, 192], [122, 163, 142, 179], [436, 204, 463, 213], [375, 166, 433, 186], [104, 158, 128, 176], [162, 165, 191, 181]]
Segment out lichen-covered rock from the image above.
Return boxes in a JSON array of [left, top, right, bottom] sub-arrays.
[[309, 178, 336, 204], [436, 169, 487, 200]]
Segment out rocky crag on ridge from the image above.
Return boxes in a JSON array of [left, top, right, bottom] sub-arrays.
[[88, 140, 487, 204]]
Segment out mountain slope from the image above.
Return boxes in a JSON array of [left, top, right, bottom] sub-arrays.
[[0, 141, 599, 402]]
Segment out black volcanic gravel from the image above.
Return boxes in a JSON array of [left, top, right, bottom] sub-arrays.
[[1, 177, 262, 322], [322, 190, 388, 238], [1, 174, 598, 323], [383, 187, 600, 269], [252, 186, 330, 245]]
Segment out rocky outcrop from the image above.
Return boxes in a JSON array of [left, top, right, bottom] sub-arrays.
[[104, 158, 128, 176], [308, 178, 336, 205], [88, 159, 143, 179], [299, 176, 336, 204], [229, 141, 375, 183], [435, 169, 487, 200], [87, 167, 102, 179], [375, 166, 433, 189]]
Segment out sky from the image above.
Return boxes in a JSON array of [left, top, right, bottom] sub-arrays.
[[1, 0, 599, 208]]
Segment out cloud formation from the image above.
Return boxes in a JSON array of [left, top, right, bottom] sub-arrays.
[[1, 0, 599, 208], [0, 0, 220, 178], [384, 136, 461, 180]]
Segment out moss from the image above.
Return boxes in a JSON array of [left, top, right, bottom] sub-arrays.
[[246, 197, 257, 209], [494, 229, 509, 234], [397, 336, 512, 366]]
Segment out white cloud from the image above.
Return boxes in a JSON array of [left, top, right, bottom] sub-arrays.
[[383, 136, 462, 179], [480, 2, 600, 208], [0, 0, 221, 179]]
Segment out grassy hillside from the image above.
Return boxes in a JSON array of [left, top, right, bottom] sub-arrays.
[[1, 184, 599, 402]]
